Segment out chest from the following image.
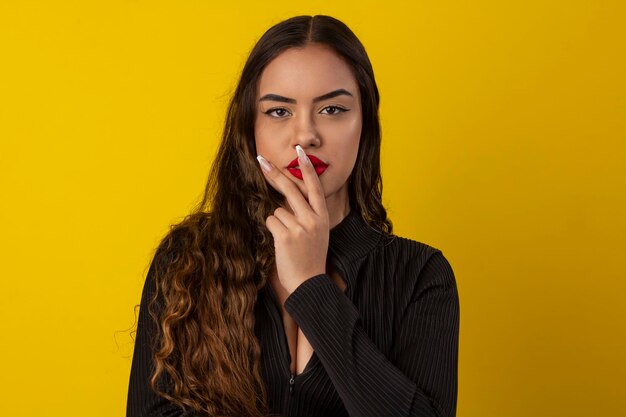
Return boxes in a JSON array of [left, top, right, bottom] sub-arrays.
[[270, 269, 347, 376], [254, 256, 399, 416]]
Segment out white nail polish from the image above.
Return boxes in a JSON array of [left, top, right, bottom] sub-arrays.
[[257, 155, 272, 172], [296, 145, 309, 166]]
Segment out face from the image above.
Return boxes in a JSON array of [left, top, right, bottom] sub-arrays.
[[254, 43, 362, 212]]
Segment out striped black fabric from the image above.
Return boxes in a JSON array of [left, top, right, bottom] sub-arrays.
[[127, 209, 460, 416]]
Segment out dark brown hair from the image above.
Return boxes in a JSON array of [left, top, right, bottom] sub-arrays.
[[140, 14, 392, 416]]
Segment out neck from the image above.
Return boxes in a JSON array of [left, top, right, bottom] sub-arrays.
[[326, 193, 351, 229]]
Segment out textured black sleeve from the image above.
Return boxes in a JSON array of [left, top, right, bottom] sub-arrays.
[[283, 250, 460, 417], [126, 255, 202, 417]]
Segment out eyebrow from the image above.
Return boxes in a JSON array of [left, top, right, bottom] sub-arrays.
[[259, 88, 353, 104]]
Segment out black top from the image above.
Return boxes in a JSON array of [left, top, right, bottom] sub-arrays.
[[127, 209, 460, 417]]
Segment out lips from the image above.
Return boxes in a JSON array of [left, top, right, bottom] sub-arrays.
[[286, 154, 328, 179]]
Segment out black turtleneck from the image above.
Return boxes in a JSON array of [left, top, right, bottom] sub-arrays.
[[126, 210, 459, 417]]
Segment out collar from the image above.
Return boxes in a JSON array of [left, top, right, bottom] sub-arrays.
[[329, 208, 383, 262], [327, 208, 385, 294]]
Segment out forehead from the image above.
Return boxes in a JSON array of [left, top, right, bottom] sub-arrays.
[[257, 43, 358, 98]]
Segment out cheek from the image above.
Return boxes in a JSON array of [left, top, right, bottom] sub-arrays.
[[341, 117, 362, 170], [320, 116, 362, 151], [346, 116, 362, 142], [254, 119, 277, 154]]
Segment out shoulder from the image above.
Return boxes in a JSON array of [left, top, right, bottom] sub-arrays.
[[141, 213, 211, 299], [150, 212, 212, 271], [380, 234, 457, 299]]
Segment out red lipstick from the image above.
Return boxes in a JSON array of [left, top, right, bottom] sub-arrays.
[[287, 154, 328, 180]]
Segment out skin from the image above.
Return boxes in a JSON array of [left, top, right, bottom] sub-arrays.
[[254, 43, 362, 375], [254, 42, 362, 295]]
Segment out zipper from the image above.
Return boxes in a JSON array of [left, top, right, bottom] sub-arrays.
[[264, 283, 299, 401], [264, 265, 349, 402]]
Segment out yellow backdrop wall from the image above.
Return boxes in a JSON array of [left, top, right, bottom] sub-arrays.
[[1, 1, 624, 416]]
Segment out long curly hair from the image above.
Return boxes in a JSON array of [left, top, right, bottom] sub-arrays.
[[139, 14, 393, 416]]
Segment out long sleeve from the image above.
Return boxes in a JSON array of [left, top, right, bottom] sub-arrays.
[[283, 250, 459, 417], [126, 256, 202, 417]]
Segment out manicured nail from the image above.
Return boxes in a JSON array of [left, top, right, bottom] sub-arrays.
[[296, 145, 310, 166], [256, 155, 272, 172]]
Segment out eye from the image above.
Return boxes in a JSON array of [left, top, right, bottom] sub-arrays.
[[320, 105, 348, 115], [264, 107, 291, 118]]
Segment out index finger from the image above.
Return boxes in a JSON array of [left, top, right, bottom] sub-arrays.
[[295, 145, 328, 218], [256, 153, 315, 218]]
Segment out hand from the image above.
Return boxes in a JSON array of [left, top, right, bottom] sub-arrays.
[[256, 145, 330, 295]]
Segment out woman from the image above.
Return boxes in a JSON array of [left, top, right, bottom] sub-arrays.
[[126, 15, 459, 417]]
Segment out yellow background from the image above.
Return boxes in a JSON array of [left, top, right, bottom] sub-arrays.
[[1, 1, 624, 416]]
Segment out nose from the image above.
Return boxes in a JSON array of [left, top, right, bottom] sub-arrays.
[[290, 112, 321, 149]]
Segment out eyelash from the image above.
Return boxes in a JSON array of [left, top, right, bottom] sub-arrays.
[[263, 105, 349, 118]]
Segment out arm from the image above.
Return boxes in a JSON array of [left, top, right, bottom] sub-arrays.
[[126, 255, 202, 417], [284, 250, 460, 417]]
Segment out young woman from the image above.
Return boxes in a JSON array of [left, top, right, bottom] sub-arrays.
[[126, 15, 459, 417]]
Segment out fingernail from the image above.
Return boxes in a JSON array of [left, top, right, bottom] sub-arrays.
[[256, 155, 272, 172], [296, 145, 310, 166]]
